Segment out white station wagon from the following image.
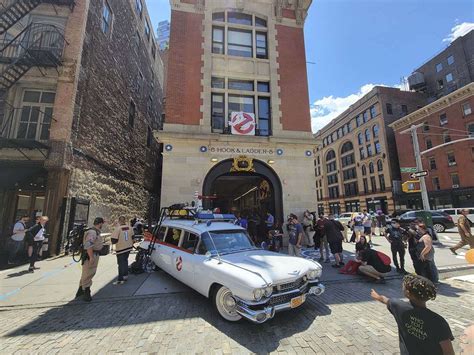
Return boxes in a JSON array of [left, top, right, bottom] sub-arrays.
[[140, 213, 325, 323]]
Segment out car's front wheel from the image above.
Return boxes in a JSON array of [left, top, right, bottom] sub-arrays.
[[213, 285, 242, 322], [432, 223, 445, 233]]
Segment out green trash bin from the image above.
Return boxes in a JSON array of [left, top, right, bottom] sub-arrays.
[[415, 211, 433, 227]]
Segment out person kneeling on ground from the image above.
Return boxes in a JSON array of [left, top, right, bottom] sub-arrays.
[[357, 248, 391, 283], [371, 274, 454, 355], [111, 216, 134, 285]]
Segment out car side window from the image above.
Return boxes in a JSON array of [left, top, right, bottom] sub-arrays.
[[181, 231, 199, 252], [165, 227, 182, 246], [444, 209, 455, 215], [156, 226, 167, 241]]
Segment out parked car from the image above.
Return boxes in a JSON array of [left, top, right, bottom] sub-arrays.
[[397, 211, 455, 233], [140, 213, 324, 323], [437, 208, 474, 225], [336, 212, 359, 229]]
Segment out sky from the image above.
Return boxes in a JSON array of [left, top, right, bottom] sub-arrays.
[[146, 0, 474, 133]]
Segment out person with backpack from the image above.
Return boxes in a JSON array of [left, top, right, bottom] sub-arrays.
[[25, 216, 48, 273], [75, 217, 105, 302], [111, 216, 134, 285], [8, 215, 30, 264], [325, 214, 345, 268], [358, 248, 391, 283], [371, 274, 454, 355]]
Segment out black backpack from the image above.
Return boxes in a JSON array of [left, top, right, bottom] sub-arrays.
[[68, 224, 88, 257]]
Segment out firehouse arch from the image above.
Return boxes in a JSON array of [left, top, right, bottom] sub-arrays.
[[202, 158, 283, 223]]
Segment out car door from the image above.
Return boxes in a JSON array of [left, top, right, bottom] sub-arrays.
[[399, 212, 414, 227], [161, 227, 183, 275], [151, 226, 167, 268], [171, 230, 200, 286]]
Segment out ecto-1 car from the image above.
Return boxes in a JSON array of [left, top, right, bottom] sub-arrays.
[[140, 212, 325, 323]]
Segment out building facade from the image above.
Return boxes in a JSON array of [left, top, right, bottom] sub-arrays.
[[157, 20, 170, 51], [391, 83, 474, 209], [160, 0, 316, 222], [313, 87, 426, 215], [0, 0, 164, 256]]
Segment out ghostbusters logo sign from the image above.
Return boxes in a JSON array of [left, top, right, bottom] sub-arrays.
[[176, 256, 183, 271], [230, 112, 256, 136]]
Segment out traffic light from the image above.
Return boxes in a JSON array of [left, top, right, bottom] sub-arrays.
[[402, 180, 421, 193]]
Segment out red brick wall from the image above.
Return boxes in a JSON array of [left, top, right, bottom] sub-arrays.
[[165, 10, 203, 125], [394, 95, 474, 191], [276, 25, 311, 132], [282, 9, 296, 19]]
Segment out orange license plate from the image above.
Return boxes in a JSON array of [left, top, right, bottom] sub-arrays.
[[290, 295, 305, 308]]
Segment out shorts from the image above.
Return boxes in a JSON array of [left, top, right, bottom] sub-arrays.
[[329, 240, 343, 254], [354, 226, 364, 233], [364, 227, 371, 235]]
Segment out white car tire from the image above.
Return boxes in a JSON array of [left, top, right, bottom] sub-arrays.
[[213, 285, 242, 322]]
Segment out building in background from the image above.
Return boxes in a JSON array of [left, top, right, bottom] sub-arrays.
[[0, 0, 164, 257], [313, 87, 426, 215], [160, 0, 316, 222], [157, 20, 170, 51]]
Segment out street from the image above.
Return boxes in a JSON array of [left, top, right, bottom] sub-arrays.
[[1, 231, 473, 354]]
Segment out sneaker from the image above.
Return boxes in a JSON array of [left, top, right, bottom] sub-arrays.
[[449, 248, 458, 255], [33, 266, 40, 270], [28, 267, 34, 273], [113, 281, 125, 285], [123, 276, 128, 281]]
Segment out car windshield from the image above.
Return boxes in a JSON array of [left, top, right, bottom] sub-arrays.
[[203, 230, 256, 255]]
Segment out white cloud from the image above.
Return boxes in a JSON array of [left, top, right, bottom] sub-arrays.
[[311, 83, 403, 133], [443, 22, 474, 43]]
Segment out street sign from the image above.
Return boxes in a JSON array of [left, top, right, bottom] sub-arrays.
[[402, 180, 421, 193], [410, 171, 428, 179], [401, 167, 417, 173]]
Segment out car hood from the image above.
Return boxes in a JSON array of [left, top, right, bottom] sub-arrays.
[[219, 249, 320, 284]]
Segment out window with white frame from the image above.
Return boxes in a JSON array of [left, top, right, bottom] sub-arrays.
[[439, 113, 448, 125], [447, 55, 454, 65], [462, 102, 472, 116], [16, 90, 55, 141], [447, 152, 456, 166], [436, 63, 443, 72], [446, 73, 453, 83]]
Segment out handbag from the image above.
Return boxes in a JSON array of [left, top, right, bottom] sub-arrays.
[[339, 260, 360, 275]]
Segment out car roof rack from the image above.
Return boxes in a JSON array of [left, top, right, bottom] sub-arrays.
[[163, 203, 236, 224]]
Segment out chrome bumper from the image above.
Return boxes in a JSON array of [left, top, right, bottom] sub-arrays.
[[235, 283, 325, 323]]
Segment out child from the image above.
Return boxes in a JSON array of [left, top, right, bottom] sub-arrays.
[[371, 274, 454, 355]]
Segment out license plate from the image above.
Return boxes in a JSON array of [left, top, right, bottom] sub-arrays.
[[290, 295, 306, 308]]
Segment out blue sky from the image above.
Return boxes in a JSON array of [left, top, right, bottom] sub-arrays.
[[146, 0, 474, 132]]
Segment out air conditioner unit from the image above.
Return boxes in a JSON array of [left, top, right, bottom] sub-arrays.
[[452, 184, 459, 188], [448, 162, 457, 166]]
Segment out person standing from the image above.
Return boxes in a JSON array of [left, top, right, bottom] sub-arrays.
[[287, 214, 303, 257], [315, 214, 330, 263], [8, 215, 29, 264], [302, 210, 315, 248], [76, 217, 105, 302], [352, 213, 364, 241], [234, 211, 248, 230], [265, 212, 274, 233], [385, 219, 407, 274], [376, 210, 387, 236], [371, 274, 454, 355], [450, 209, 473, 255], [415, 224, 438, 283], [325, 214, 344, 268], [26, 216, 48, 273], [111, 216, 134, 285], [362, 211, 373, 244]]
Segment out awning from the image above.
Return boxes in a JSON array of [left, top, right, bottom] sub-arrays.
[[0, 163, 47, 189]]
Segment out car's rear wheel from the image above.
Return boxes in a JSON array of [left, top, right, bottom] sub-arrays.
[[213, 285, 242, 322], [433, 223, 445, 233]]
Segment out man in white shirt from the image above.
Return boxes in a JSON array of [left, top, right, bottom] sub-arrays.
[[8, 215, 30, 264]]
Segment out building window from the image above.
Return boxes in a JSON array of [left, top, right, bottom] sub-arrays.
[[326, 161, 337, 173], [328, 186, 339, 199], [256, 32, 268, 59], [359, 147, 366, 160], [447, 152, 456, 166], [363, 111, 368, 123], [443, 131, 451, 143], [145, 20, 151, 41], [436, 63, 443, 72], [451, 173, 460, 187], [358, 133, 363, 145], [365, 129, 371, 142], [468, 123, 474, 137], [256, 17, 267, 27], [437, 79, 444, 90], [375, 141, 381, 154], [347, 121, 352, 132], [370, 176, 377, 193], [212, 27, 224, 54], [228, 79, 254, 91], [377, 159, 383, 171], [342, 125, 347, 135], [378, 175, 386, 191], [446, 73, 453, 83], [211, 77, 225, 89], [228, 12, 252, 25], [341, 141, 353, 154], [369, 162, 374, 174], [212, 12, 225, 22], [370, 105, 376, 118], [135, 0, 143, 17], [343, 168, 357, 181], [363, 178, 368, 193], [151, 41, 156, 59], [356, 115, 362, 127], [211, 93, 225, 132], [373, 124, 379, 138], [102, 1, 112, 34], [128, 100, 135, 128], [429, 157, 437, 170], [462, 102, 472, 116], [227, 29, 252, 57], [341, 153, 355, 167], [432, 177, 440, 190], [361, 165, 367, 176], [401, 105, 408, 115], [439, 113, 448, 126], [447, 55, 454, 65], [134, 30, 141, 50], [258, 97, 271, 136], [386, 103, 393, 115], [147, 126, 152, 147], [326, 150, 336, 161], [344, 182, 358, 197], [423, 122, 430, 132], [367, 144, 373, 157], [257, 82, 270, 92], [426, 138, 433, 149], [327, 174, 338, 185], [16, 90, 55, 141]]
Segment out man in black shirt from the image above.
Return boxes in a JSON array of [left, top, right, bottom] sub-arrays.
[[386, 219, 407, 274], [358, 248, 391, 283], [371, 274, 454, 355]]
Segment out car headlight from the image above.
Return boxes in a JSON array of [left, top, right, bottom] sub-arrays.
[[253, 288, 264, 301], [307, 269, 320, 280], [264, 285, 273, 297]]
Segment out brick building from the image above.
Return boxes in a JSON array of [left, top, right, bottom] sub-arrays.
[[0, 0, 164, 256], [313, 87, 426, 215], [159, 0, 316, 222], [390, 83, 474, 209]]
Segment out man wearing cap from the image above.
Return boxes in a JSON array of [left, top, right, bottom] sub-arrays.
[[450, 209, 473, 255], [385, 219, 407, 274], [76, 217, 105, 302]]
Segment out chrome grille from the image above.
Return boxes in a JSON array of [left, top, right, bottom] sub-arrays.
[[274, 277, 305, 293], [268, 293, 295, 306]]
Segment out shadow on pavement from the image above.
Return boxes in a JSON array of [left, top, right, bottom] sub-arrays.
[[5, 270, 32, 278]]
